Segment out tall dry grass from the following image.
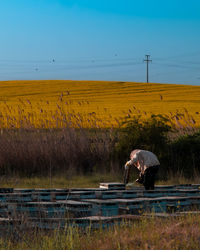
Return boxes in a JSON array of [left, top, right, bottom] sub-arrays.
[[0, 111, 198, 178], [1, 214, 200, 250], [0, 127, 116, 177]]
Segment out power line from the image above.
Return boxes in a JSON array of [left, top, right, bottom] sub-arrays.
[[153, 62, 200, 71], [143, 55, 152, 83]]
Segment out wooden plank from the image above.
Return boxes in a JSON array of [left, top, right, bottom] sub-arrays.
[[99, 183, 125, 190]]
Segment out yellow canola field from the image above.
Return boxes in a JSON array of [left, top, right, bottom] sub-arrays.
[[0, 80, 199, 128]]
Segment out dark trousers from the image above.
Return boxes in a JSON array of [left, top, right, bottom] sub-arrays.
[[138, 165, 159, 190]]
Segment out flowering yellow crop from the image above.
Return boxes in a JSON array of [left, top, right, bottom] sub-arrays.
[[0, 80, 199, 128]]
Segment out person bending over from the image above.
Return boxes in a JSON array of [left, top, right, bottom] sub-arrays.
[[125, 149, 160, 190]]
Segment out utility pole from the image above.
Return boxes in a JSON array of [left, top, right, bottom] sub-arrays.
[[143, 55, 152, 83]]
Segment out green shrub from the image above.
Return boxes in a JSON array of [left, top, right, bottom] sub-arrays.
[[114, 115, 171, 166], [168, 131, 200, 177]]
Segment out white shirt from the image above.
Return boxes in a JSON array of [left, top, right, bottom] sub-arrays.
[[125, 149, 160, 173]]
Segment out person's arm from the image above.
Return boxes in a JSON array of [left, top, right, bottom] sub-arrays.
[[125, 160, 132, 170], [125, 154, 138, 170]]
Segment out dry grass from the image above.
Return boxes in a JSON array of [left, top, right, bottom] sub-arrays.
[[0, 174, 198, 189], [0, 128, 115, 177], [0, 174, 121, 188], [2, 214, 200, 249], [0, 80, 200, 128]]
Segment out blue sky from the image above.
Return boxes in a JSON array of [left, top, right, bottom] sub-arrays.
[[0, 0, 200, 84]]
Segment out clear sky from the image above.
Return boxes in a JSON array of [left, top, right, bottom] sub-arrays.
[[0, 0, 200, 85]]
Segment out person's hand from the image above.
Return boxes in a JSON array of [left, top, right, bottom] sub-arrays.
[[125, 161, 131, 170]]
